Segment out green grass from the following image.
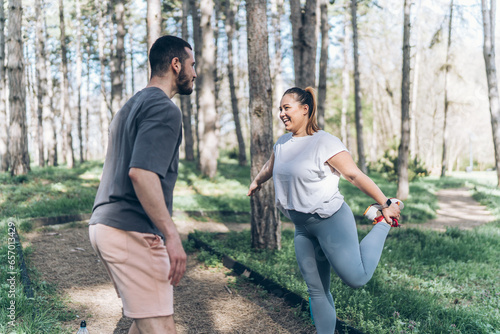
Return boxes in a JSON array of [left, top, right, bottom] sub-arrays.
[[173, 157, 251, 213], [0, 162, 102, 223], [192, 219, 500, 334], [0, 219, 74, 333]]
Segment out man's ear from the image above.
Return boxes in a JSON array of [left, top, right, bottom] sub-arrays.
[[171, 57, 182, 75]]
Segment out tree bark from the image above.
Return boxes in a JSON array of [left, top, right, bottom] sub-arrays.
[[341, 7, 350, 148], [0, 0, 8, 171], [481, 0, 500, 186], [96, 0, 110, 152], [45, 24, 58, 167], [85, 40, 91, 161], [147, 0, 162, 78], [351, 0, 367, 173], [129, 33, 136, 95], [35, 0, 49, 167], [198, 0, 219, 178], [271, 0, 285, 138], [290, 0, 318, 88], [181, 0, 195, 161], [7, 0, 30, 175], [441, 0, 454, 177], [317, 0, 329, 129], [397, 0, 412, 200], [111, 0, 125, 118], [75, 0, 84, 163], [246, 0, 281, 250], [410, 0, 422, 159], [59, 0, 75, 168], [225, 0, 247, 166], [190, 0, 202, 163]]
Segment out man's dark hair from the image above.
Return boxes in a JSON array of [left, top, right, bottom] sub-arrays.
[[149, 35, 192, 78]]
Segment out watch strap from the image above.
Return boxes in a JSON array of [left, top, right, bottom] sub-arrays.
[[382, 198, 392, 209]]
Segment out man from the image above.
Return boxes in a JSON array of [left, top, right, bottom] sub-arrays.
[[89, 35, 196, 334]]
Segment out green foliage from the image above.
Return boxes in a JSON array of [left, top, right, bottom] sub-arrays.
[[370, 144, 429, 182], [196, 249, 224, 268]]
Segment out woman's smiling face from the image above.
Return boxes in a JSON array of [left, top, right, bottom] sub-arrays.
[[279, 94, 309, 137]]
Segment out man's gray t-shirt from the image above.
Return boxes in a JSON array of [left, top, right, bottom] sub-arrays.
[[89, 87, 182, 238]]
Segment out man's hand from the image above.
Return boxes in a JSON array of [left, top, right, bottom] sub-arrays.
[[166, 232, 187, 286], [129, 167, 187, 285]]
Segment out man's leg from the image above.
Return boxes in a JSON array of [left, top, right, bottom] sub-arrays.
[[128, 316, 176, 334]]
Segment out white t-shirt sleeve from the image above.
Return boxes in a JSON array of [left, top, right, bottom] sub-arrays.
[[316, 132, 349, 165]]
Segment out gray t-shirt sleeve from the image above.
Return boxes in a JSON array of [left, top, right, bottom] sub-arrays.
[[129, 98, 182, 178]]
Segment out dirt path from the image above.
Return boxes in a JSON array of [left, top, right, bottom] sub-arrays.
[[22, 187, 494, 333], [23, 222, 314, 334], [403, 187, 495, 231]]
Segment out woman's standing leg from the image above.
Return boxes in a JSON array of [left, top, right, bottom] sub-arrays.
[[294, 223, 337, 334]]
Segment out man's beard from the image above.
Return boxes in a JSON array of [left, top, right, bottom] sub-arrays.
[[177, 67, 194, 95]]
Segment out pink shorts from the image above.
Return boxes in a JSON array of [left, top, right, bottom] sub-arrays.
[[89, 224, 173, 318]]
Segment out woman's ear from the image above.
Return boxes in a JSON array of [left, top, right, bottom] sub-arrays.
[[303, 104, 309, 116]]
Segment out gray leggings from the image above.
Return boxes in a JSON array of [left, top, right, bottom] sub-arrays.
[[288, 202, 390, 334]]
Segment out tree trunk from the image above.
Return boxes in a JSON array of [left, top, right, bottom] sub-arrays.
[[481, 0, 500, 186], [59, 0, 75, 168], [317, 0, 329, 129], [410, 0, 422, 159], [147, 0, 162, 78], [0, 0, 8, 171], [246, 0, 281, 250], [190, 0, 202, 163], [7, 0, 30, 175], [85, 41, 91, 161], [351, 0, 367, 173], [341, 8, 350, 148], [130, 33, 136, 95], [214, 0, 221, 114], [271, 0, 285, 138], [75, 0, 84, 163], [45, 24, 58, 167], [35, 0, 48, 167], [111, 0, 125, 118], [441, 0, 454, 177], [181, 0, 195, 161], [198, 0, 219, 178], [397, 0, 412, 200], [96, 0, 110, 152], [225, 0, 247, 166], [290, 0, 318, 88]]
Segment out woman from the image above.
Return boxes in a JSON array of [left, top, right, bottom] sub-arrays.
[[247, 87, 402, 334]]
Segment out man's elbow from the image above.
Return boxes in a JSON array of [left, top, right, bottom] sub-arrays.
[[128, 167, 142, 183]]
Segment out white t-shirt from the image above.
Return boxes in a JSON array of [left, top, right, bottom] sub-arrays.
[[273, 130, 348, 219]]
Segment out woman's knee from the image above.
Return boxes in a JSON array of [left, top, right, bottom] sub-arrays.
[[340, 272, 372, 289]]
